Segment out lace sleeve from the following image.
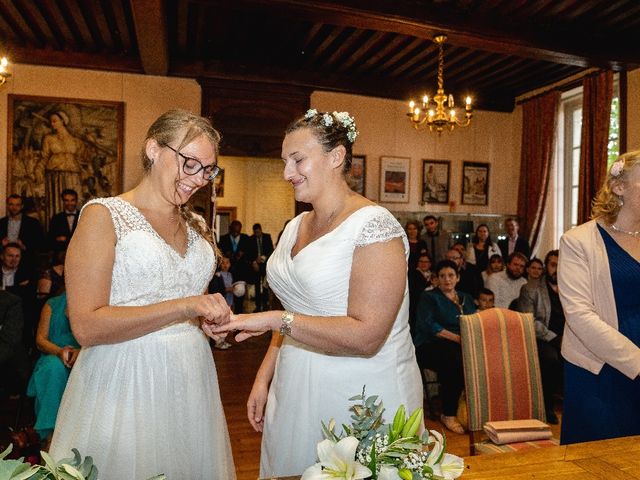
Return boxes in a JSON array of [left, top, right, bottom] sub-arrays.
[[354, 210, 406, 247]]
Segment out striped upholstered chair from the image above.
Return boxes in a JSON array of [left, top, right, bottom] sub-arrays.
[[459, 307, 558, 455]]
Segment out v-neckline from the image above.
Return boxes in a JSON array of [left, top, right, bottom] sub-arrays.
[[289, 205, 374, 260], [115, 197, 192, 259], [597, 222, 640, 265]]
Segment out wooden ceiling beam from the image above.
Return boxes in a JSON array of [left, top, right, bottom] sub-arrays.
[[129, 0, 168, 75], [5, 45, 143, 72], [173, 57, 514, 112], [207, 0, 638, 69]]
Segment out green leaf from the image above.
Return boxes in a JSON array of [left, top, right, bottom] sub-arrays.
[[40, 451, 58, 473]]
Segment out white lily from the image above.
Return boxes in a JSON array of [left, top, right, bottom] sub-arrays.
[[378, 465, 401, 479], [301, 437, 372, 480], [435, 453, 465, 479]]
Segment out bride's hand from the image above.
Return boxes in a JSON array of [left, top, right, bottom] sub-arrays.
[[211, 311, 277, 342], [185, 294, 231, 326]]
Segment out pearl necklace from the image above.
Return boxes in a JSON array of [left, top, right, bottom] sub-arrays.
[[610, 223, 640, 238]]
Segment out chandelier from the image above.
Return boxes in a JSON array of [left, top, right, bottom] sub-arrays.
[[0, 56, 10, 86], [407, 35, 472, 134]]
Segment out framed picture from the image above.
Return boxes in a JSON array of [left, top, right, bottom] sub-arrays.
[[379, 156, 410, 203], [422, 159, 450, 204], [461, 161, 490, 205], [214, 167, 225, 197], [348, 154, 366, 195], [7, 94, 124, 228]]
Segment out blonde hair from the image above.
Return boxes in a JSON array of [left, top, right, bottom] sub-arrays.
[[591, 150, 640, 223], [141, 109, 222, 245]]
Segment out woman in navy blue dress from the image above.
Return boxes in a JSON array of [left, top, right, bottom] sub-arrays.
[[558, 150, 640, 444]]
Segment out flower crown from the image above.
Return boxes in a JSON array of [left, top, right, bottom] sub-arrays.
[[304, 109, 359, 143], [610, 158, 625, 177]]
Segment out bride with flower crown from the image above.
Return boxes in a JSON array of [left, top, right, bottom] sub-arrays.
[[209, 109, 423, 478]]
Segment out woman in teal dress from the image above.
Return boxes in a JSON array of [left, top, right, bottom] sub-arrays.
[[27, 292, 80, 446]]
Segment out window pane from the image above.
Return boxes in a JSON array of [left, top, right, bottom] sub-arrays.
[[571, 186, 578, 227], [572, 148, 580, 185], [572, 108, 582, 148]]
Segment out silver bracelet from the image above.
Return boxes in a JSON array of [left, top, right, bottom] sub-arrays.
[[279, 311, 294, 336]]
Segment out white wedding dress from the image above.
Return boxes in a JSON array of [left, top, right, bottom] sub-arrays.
[[50, 197, 235, 480], [261, 205, 423, 478]]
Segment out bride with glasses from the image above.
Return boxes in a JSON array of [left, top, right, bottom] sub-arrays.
[[49, 110, 235, 479]]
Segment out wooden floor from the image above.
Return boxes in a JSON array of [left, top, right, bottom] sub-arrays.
[[214, 332, 562, 480], [0, 324, 561, 478]]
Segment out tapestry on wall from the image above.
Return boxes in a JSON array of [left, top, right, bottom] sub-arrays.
[[7, 94, 124, 228]]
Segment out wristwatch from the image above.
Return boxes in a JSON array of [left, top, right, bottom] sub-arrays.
[[280, 311, 294, 336]]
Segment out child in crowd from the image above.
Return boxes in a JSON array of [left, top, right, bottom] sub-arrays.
[[476, 288, 495, 311]]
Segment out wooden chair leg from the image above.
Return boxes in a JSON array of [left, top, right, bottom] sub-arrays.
[[469, 429, 477, 456]]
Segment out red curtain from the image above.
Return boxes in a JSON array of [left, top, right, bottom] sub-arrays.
[[517, 90, 560, 254], [577, 70, 613, 225]]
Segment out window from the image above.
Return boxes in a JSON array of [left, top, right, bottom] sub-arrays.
[[555, 77, 619, 241]]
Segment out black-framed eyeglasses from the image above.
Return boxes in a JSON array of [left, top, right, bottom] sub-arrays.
[[164, 144, 220, 181]]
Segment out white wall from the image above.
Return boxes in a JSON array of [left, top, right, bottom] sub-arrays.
[[311, 91, 522, 217], [0, 63, 201, 215]]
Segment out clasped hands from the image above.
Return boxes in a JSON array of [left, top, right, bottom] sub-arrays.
[[202, 309, 275, 342]]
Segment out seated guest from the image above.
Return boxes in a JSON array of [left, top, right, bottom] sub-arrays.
[[0, 290, 29, 397], [408, 252, 432, 334], [482, 253, 504, 283], [477, 287, 495, 311], [405, 220, 428, 271], [27, 292, 80, 449], [526, 257, 544, 283], [485, 252, 528, 308], [446, 247, 483, 298], [1, 242, 38, 355], [516, 249, 563, 424], [465, 224, 501, 272], [414, 260, 477, 434], [47, 189, 79, 253], [37, 250, 66, 301]]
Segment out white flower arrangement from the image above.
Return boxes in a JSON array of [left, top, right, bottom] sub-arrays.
[[0, 444, 166, 480], [304, 109, 360, 143], [610, 158, 625, 177], [302, 390, 464, 480]]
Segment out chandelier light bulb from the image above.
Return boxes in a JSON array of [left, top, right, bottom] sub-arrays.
[[409, 100, 415, 110], [422, 95, 429, 104]]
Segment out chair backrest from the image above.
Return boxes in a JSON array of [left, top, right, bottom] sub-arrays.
[[460, 307, 546, 432]]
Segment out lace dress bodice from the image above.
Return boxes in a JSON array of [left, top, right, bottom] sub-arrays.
[[84, 197, 215, 307]]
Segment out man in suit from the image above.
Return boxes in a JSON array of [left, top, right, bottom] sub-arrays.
[[0, 194, 45, 263], [218, 220, 252, 313], [0, 289, 29, 396], [248, 223, 274, 312], [498, 218, 531, 259], [515, 249, 563, 424], [1, 243, 38, 358], [47, 188, 80, 252]]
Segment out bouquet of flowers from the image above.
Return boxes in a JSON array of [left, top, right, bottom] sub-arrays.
[[0, 444, 166, 480], [301, 390, 464, 480]]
